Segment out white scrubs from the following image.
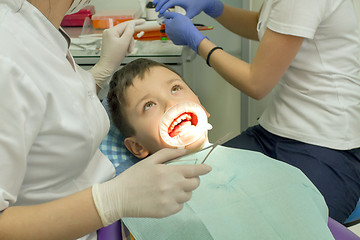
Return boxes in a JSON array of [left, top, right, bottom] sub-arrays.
[[0, 1, 115, 239], [257, 0, 360, 150]]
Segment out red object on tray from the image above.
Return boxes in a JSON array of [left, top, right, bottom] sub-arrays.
[[61, 5, 95, 27]]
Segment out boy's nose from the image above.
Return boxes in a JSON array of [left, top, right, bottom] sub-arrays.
[[163, 100, 180, 113]]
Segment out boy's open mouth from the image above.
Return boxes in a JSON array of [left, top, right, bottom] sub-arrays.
[[168, 112, 198, 137], [159, 102, 211, 148]]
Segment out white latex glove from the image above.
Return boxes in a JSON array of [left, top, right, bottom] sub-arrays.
[[89, 19, 146, 89], [92, 148, 212, 226]]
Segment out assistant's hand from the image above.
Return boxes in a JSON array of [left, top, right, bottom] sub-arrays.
[[89, 19, 145, 90], [163, 12, 206, 53], [153, 0, 224, 19], [92, 148, 212, 226]]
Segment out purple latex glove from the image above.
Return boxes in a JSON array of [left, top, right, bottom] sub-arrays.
[[153, 0, 224, 19], [163, 12, 206, 53]]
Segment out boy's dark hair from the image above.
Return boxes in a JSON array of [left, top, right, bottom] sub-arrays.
[[107, 58, 182, 138]]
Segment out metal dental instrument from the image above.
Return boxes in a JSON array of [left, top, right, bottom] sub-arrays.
[[200, 144, 217, 164], [166, 130, 237, 165], [199, 130, 236, 164]]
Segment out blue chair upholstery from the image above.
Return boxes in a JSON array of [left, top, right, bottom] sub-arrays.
[[100, 122, 139, 175], [100, 98, 139, 175], [345, 199, 360, 227]]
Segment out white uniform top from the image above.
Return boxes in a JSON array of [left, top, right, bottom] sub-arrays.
[[258, 0, 360, 150], [0, 1, 115, 239]]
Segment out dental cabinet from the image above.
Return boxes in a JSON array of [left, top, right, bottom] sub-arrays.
[[64, 26, 189, 100], [64, 27, 191, 99], [66, 27, 186, 77], [70, 40, 186, 76]]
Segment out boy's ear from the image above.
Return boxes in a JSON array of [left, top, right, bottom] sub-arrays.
[[124, 137, 150, 159]]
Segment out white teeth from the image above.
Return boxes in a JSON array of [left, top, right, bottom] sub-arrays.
[[159, 102, 212, 148], [169, 113, 191, 133]]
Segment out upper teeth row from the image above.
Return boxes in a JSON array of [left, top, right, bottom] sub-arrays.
[[169, 113, 192, 132]]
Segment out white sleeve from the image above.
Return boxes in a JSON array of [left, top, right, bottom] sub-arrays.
[[267, 0, 330, 39], [0, 57, 45, 211]]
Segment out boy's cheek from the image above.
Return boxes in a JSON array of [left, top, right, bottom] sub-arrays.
[[158, 139, 176, 150]]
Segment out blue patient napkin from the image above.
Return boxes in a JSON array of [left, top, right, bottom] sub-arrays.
[[123, 146, 334, 240]]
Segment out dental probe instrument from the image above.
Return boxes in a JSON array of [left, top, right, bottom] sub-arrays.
[[200, 130, 237, 164], [166, 130, 237, 165]]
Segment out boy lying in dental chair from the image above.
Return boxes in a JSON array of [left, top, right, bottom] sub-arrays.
[[105, 58, 334, 240]]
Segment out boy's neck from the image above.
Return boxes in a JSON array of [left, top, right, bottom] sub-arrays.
[[202, 140, 212, 149]]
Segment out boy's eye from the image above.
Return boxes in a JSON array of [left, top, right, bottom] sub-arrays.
[[144, 101, 155, 111], [171, 85, 181, 94]]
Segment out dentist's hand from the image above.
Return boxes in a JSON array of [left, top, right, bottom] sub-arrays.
[[163, 12, 206, 53], [92, 148, 212, 226], [89, 19, 145, 90], [153, 0, 224, 19]]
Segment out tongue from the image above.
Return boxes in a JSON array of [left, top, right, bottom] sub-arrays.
[[169, 121, 192, 137]]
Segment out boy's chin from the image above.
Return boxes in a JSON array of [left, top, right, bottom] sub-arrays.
[[184, 133, 208, 153], [154, 133, 209, 153]]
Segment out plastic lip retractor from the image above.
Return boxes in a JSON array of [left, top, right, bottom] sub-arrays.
[[159, 102, 212, 149]]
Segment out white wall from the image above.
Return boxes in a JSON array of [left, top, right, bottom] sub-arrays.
[[184, 0, 267, 140], [185, 0, 269, 140], [183, 0, 243, 142]]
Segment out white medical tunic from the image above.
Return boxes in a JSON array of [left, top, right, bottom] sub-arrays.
[[258, 0, 360, 150], [0, 1, 115, 239]]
